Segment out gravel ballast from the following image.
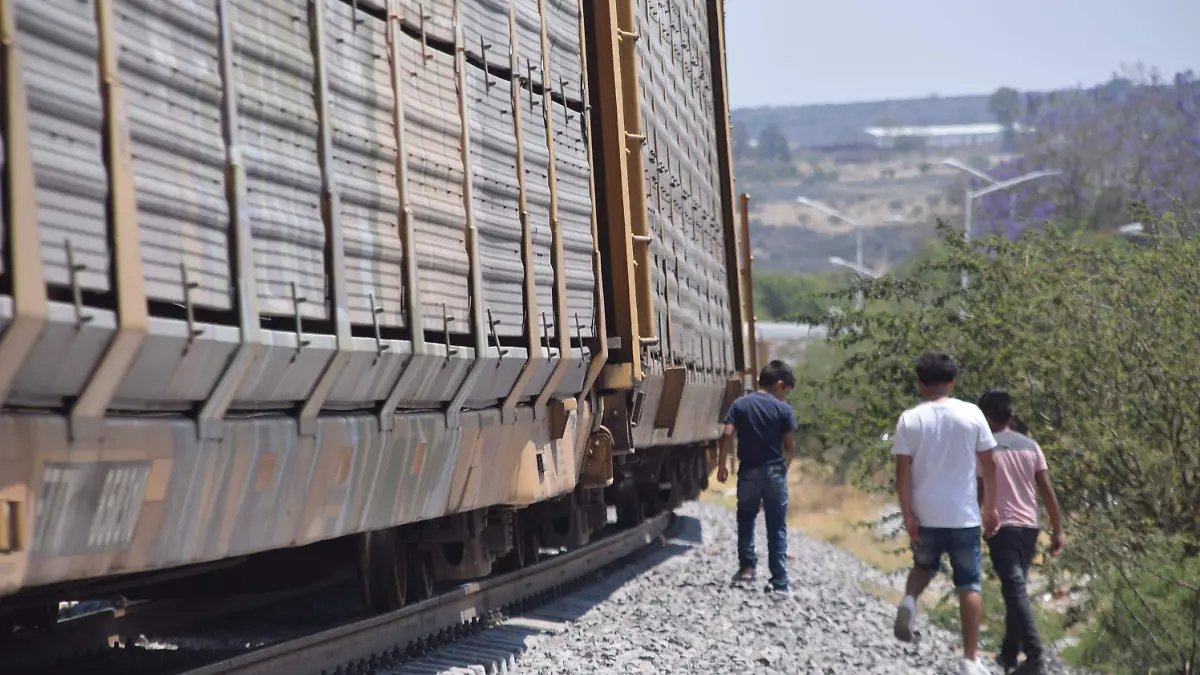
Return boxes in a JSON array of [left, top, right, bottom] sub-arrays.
[[510, 500, 1075, 675]]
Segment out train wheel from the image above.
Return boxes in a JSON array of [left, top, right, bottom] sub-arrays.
[[495, 513, 539, 572], [407, 549, 436, 602], [358, 529, 407, 613], [615, 477, 645, 527]]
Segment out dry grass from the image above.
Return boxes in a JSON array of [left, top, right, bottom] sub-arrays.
[[701, 460, 909, 573]]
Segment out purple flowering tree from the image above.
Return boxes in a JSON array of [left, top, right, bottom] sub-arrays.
[[973, 66, 1200, 239]]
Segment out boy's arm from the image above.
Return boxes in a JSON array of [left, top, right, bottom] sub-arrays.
[[976, 414, 1000, 536], [781, 404, 798, 467], [1035, 467, 1065, 556], [718, 424, 735, 477], [891, 417, 919, 544], [977, 449, 998, 536]]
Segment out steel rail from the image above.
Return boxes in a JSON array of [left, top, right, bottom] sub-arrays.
[[182, 512, 675, 675], [1, 574, 354, 673]]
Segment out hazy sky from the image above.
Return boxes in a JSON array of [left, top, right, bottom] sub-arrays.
[[725, 0, 1200, 108]]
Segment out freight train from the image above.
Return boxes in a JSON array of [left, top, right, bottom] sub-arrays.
[[0, 0, 751, 628]]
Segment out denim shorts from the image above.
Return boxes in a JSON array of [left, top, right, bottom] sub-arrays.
[[912, 526, 982, 593]]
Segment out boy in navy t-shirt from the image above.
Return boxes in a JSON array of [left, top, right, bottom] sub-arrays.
[[717, 360, 798, 595]]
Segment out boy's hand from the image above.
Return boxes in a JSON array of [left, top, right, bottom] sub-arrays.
[[1050, 530, 1065, 557], [717, 465, 730, 483], [904, 513, 921, 546], [983, 507, 1000, 537]]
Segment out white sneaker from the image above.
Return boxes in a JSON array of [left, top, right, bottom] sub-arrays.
[[959, 658, 989, 675], [893, 596, 916, 642]]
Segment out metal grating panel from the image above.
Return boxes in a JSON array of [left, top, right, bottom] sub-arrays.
[[518, 81, 556, 336], [466, 63, 525, 339], [230, 0, 327, 321], [15, 0, 110, 293], [399, 34, 471, 334], [550, 101, 595, 338], [115, 0, 232, 311], [461, 0, 512, 70], [634, 0, 732, 371], [324, 1, 405, 329]]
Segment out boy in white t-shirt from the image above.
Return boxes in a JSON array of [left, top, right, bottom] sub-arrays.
[[890, 351, 1000, 675]]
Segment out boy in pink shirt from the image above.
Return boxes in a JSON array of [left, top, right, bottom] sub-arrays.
[[976, 389, 1065, 675]]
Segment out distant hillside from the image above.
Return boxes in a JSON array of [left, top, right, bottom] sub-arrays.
[[733, 94, 993, 149]]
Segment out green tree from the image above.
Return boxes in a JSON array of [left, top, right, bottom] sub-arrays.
[[799, 208, 1200, 673], [756, 124, 792, 163], [988, 86, 1023, 150]]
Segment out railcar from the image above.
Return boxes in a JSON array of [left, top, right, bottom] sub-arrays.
[[0, 0, 750, 627]]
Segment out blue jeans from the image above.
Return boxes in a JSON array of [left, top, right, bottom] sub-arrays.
[[736, 463, 789, 589], [912, 526, 983, 593]]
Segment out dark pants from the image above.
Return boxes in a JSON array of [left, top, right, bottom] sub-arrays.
[[736, 462, 789, 589], [987, 526, 1043, 663]]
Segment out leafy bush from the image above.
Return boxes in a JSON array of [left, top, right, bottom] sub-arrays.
[[797, 205, 1200, 673]]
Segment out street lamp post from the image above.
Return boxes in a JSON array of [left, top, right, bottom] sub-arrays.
[[827, 256, 878, 278], [796, 197, 865, 309], [950, 168, 1062, 291]]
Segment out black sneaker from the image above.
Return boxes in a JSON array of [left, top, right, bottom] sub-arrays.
[[766, 584, 791, 599], [730, 567, 756, 584], [997, 652, 1019, 674]]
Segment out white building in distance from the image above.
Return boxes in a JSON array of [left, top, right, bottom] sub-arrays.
[[863, 122, 1023, 149]]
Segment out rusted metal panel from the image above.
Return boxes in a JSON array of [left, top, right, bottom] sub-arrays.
[[584, 0, 640, 383], [398, 33, 472, 334], [616, 0, 654, 350], [113, 0, 232, 311], [13, 0, 110, 294], [0, 403, 582, 592], [705, 0, 743, 374], [572, 0, 609, 404], [739, 194, 758, 375], [228, 0, 327, 321], [324, 0, 406, 329]]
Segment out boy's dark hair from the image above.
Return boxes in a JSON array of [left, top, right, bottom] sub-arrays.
[[914, 351, 957, 385], [978, 388, 1014, 425], [759, 360, 796, 389]]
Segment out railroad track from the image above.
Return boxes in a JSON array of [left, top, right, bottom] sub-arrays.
[[181, 511, 675, 675], [1, 574, 358, 674]]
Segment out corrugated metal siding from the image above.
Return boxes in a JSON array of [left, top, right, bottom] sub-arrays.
[[15, 0, 110, 293], [512, 0, 543, 87], [231, 0, 327, 321], [347, 1, 455, 46], [399, 36, 471, 334], [551, 102, 595, 339], [115, 0, 232, 311], [518, 82, 557, 336], [461, 0, 512, 70], [634, 0, 732, 372], [324, 1, 406, 329], [542, 0, 583, 104], [466, 65, 526, 339]]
